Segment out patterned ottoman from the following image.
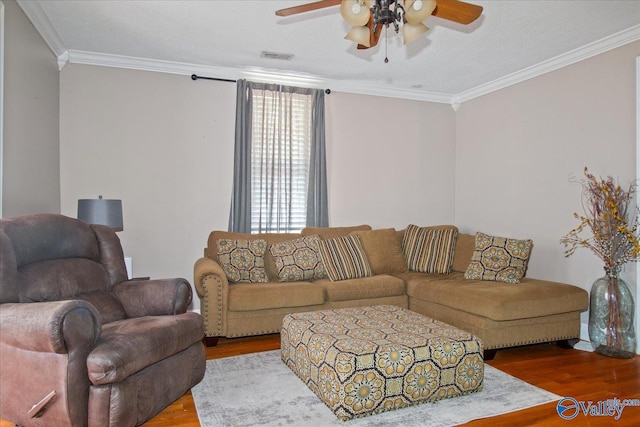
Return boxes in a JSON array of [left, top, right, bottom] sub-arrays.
[[281, 305, 484, 421]]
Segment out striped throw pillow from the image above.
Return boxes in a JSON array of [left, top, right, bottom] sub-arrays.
[[317, 235, 372, 281], [402, 225, 458, 274]]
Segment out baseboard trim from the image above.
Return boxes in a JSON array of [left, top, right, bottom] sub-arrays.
[[580, 322, 589, 342]]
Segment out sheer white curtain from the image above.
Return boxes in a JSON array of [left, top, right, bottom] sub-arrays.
[[229, 80, 328, 233]]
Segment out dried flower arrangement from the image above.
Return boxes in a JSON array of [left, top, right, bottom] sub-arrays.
[[561, 167, 640, 269], [561, 167, 638, 358]]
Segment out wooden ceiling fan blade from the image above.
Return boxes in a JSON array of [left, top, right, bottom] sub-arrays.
[[432, 0, 483, 25], [275, 0, 342, 17]]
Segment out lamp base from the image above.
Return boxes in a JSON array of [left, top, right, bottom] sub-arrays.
[[125, 257, 132, 279]]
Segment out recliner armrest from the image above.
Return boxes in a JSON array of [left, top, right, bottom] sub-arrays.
[[112, 278, 193, 317], [0, 300, 101, 353]]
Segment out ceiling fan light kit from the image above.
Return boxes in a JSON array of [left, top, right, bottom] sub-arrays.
[[276, 0, 483, 60], [340, 0, 437, 48]]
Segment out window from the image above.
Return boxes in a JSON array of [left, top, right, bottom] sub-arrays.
[[250, 89, 312, 233], [229, 80, 328, 234]]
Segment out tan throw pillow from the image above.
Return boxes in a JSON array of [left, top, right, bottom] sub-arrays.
[[216, 239, 268, 283], [402, 225, 458, 274], [464, 232, 533, 284], [269, 236, 326, 282], [350, 228, 407, 274], [301, 225, 371, 239], [317, 235, 372, 281], [452, 233, 476, 272]]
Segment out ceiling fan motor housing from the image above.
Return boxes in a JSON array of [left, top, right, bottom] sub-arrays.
[[373, 0, 404, 32]]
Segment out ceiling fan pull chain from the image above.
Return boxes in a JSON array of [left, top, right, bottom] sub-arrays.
[[384, 25, 389, 63]]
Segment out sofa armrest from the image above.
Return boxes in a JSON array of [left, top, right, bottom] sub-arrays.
[[112, 278, 193, 317], [0, 300, 101, 353], [194, 257, 229, 337]]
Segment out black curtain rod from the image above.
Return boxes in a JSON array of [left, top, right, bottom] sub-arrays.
[[191, 74, 236, 83], [190, 73, 331, 94]]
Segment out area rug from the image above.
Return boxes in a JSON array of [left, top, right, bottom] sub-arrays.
[[192, 350, 560, 426]]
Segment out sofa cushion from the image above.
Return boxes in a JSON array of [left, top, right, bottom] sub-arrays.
[[87, 312, 203, 385], [316, 274, 406, 302], [350, 228, 407, 275], [269, 235, 326, 282], [464, 232, 533, 284], [402, 271, 588, 321], [402, 225, 458, 274], [301, 225, 371, 239], [216, 239, 268, 283], [228, 281, 324, 311], [317, 235, 372, 281]]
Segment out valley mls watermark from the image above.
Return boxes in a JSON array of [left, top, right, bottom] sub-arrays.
[[557, 397, 640, 420]]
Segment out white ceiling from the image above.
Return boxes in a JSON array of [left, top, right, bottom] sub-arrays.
[[17, 0, 640, 104]]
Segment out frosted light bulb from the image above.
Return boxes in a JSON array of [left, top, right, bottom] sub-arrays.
[[413, 0, 423, 11], [352, 3, 361, 14]]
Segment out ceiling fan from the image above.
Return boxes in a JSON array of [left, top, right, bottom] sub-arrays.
[[275, 0, 483, 53]]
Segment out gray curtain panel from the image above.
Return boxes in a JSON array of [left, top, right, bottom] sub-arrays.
[[229, 80, 328, 233], [228, 79, 253, 233], [307, 89, 329, 229]]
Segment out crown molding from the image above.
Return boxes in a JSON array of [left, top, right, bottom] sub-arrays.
[[61, 24, 640, 107], [16, 0, 66, 63], [66, 50, 455, 104], [453, 24, 640, 105], [18, 0, 640, 106]]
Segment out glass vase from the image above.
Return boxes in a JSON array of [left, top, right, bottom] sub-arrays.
[[588, 267, 636, 358]]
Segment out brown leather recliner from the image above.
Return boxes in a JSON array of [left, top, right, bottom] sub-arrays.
[[0, 214, 206, 426]]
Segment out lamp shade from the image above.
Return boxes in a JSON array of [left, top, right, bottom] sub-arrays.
[[405, 0, 437, 25], [77, 198, 123, 231], [403, 22, 429, 44], [341, 0, 371, 27], [345, 25, 371, 47]]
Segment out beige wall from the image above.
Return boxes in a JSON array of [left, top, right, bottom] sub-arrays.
[[455, 41, 640, 337], [325, 92, 456, 229], [60, 65, 235, 311], [59, 64, 456, 311], [2, 0, 59, 217]]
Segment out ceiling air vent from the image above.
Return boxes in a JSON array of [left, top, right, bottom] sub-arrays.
[[260, 51, 294, 61]]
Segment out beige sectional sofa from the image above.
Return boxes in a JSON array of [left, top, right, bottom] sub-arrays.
[[193, 225, 588, 358]]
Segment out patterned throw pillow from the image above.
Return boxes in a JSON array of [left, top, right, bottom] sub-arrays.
[[269, 236, 326, 282], [216, 239, 268, 283], [464, 232, 533, 284], [402, 225, 458, 274], [317, 235, 372, 282]]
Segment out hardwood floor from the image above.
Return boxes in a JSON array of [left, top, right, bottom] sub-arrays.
[[144, 336, 640, 427], [2, 336, 638, 426]]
